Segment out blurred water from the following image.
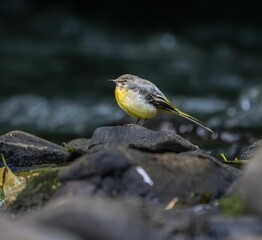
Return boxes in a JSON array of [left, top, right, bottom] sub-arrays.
[[0, 9, 261, 147]]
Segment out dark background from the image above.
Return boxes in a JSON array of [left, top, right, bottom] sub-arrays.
[[2, 1, 261, 25], [0, 0, 261, 156]]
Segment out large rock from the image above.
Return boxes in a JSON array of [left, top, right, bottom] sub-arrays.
[[226, 140, 262, 196], [0, 215, 80, 240], [59, 147, 240, 205], [23, 196, 162, 240], [209, 216, 262, 239], [242, 146, 262, 215], [0, 131, 70, 167], [87, 125, 198, 153], [240, 139, 262, 160]]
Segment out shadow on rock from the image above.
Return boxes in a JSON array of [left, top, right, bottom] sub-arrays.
[[59, 146, 240, 205], [22, 196, 162, 240], [0, 131, 71, 168]]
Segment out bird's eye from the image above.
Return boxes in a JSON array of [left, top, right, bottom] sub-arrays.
[[120, 80, 127, 84]]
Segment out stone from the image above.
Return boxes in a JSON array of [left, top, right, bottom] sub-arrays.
[[88, 125, 198, 153], [66, 138, 90, 158], [242, 147, 262, 215], [209, 216, 262, 239], [59, 147, 240, 205], [0, 215, 80, 240], [8, 171, 62, 214], [0, 131, 70, 168], [23, 196, 162, 240], [240, 139, 262, 160]]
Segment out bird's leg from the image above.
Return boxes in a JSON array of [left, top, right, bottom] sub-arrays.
[[124, 119, 139, 127], [142, 119, 148, 125], [136, 119, 147, 126]]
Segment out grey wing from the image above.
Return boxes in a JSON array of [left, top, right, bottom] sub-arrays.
[[132, 79, 177, 112]]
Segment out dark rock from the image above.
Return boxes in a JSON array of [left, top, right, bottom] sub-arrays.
[[0, 131, 70, 168], [209, 216, 262, 239], [180, 150, 241, 183], [59, 148, 131, 181], [59, 147, 240, 205], [23, 196, 162, 240], [242, 147, 262, 216], [66, 138, 90, 158], [48, 181, 99, 206], [88, 125, 198, 153], [225, 177, 245, 196], [0, 215, 80, 240], [239, 139, 262, 160]]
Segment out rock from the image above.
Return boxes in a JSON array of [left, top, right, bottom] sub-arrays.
[[209, 216, 262, 239], [8, 171, 62, 214], [88, 125, 198, 153], [59, 147, 240, 205], [48, 181, 101, 207], [0, 131, 70, 168], [65, 138, 90, 158], [239, 139, 262, 160], [225, 177, 245, 196], [0, 215, 80, 240], [23, 196, 162, 240], [242, 147, 262, 215], [59, 148, 131, 181]]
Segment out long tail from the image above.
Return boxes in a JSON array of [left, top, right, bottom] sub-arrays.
[[150, 93, 214, 133], [173, 109, 214, 134]]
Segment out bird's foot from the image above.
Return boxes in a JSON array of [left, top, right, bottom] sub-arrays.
[[123, 119, 148, 127]]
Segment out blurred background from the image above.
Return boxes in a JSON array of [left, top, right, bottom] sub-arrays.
[[0, 0, 261, 157]]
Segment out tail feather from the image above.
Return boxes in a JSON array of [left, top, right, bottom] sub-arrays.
[[175, 110, 214, 134], [153, 96, 214, 133]]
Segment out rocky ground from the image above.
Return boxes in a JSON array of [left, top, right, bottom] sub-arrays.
[[0, 125, 262, 240]]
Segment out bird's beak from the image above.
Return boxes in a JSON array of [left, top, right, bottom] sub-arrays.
[[108, 79, 117, 83]]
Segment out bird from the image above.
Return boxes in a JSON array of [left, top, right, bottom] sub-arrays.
[[109, 74, 214, 133]]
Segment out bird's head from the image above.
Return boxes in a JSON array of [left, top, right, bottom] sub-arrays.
[[108, 74, 137, 87]]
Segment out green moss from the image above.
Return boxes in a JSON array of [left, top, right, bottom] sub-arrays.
[[62, 142, 74, 154], [219, 195, 247, 217], [7, 170, 63, 214]]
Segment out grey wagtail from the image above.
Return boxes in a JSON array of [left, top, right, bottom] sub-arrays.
[[109, 74, 214, 133]]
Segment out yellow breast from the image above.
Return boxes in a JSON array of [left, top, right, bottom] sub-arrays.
[[114, 86, 157, 119]]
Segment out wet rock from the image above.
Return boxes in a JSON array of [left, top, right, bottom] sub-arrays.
[[88, 125, 198, 153], [239, 139, 262, 160], [23, 196, 162, 240], [0, 131, 70, 168], [59, 147, 240, 205], [242, 147, 262, 215]]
